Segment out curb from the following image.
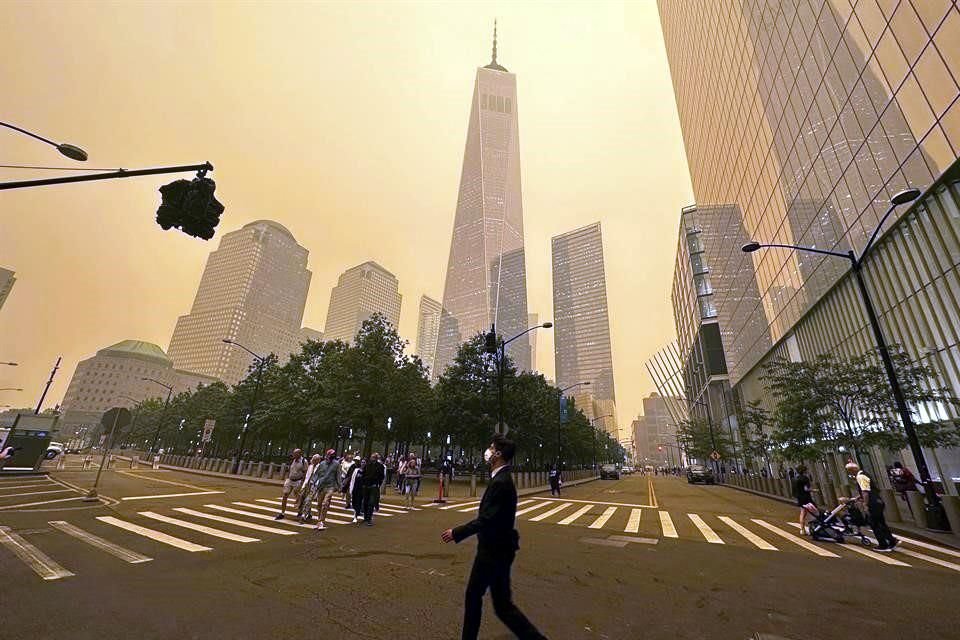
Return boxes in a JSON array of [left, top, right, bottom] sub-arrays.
[[721, 481, 960, 550]]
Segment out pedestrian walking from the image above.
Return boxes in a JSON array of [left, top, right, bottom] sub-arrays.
[[276, 448, 307, 520], [441, 434, 547, 640], [351, 458, 366, 524], [846, 461, 898, 552], [792, 464, 817, 535], [404, 453, 421, 509], [297, 454, 323, 523], [307, 449, 341, 531], [548, 464, 562, 497], [397, 455, 408, 493], [362, 453, 386, 526], [340, 451, 357, 509]]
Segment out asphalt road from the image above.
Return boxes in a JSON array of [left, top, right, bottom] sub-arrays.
[[2, 466, 959, 639]]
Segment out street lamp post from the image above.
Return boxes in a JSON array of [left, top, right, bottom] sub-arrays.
[[558, 381, 591, 470], [143, 378, 174, 453], [117, 395, 143, 448], [223, 339, 267, 474], [743, 188, 950, 529], [488, 321, 553, 435], [1, 120, 88, 161], [590, 414, 614, 471]]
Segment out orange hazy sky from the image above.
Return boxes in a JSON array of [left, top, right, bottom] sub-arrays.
[[0, 0, 693, 431]]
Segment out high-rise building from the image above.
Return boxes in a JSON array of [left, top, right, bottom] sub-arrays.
[[59, 340, 217, 432], [632, 393, 681, 467], [528, 312, 538, 372], [323, 261, 402, 344], [299, 327, 324, 344], [416, 295, 442, 375], [168, 220, 311, 385], [552, 222, 616, 429], [659, 2, 960, 478], [0, 267, 15, 311], [434, 24, 531, 379]]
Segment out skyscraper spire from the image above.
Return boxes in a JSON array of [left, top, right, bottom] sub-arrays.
[[484, 19, 508, 71]]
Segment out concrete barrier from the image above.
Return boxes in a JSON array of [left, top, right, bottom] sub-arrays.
[[907, 491, 927, 528], [941, 495, 960, 538], [880, 489, 901, 523]]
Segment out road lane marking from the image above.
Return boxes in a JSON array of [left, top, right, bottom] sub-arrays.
[[0, 476, 48, 483], [842, 543, 911, 566], [48, 521, 153, 563], [257, 498, 393, 518], [0, 525, 75, 580], [0, 482, 56, 491], [588, 507, 617, 529], [530, 502, 572, 522], [0, 496, 92, 510], [248, 500, 353, 524], [688, 514, 724, 544], [558, 504, 594, 525], [897, 548, 960, 572], [378, 502, 420, 511], [536, 497, 656, 509], [624, 509, 642, 534], [440, 500, 480, 510], [139, 512, 260, 542], [121, 491, 225, 501], [893, 534, 960, 559], [515, 502, 553, 517], [718, 516, 777, 550], [228, 502, 350, 526], [96, 516, 212, 552], [117, 471, 214, 492], [647, 478, 658, 508], [751, 519, 838, 557], [0, 489, 74, 498], [173, 508, 299, 535], [459, 499, 533, 514], [211, 504, 319, 528], [659, 511, 678, 538]]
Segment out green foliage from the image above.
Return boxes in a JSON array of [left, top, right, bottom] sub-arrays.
[[677, 416, 731, 463]]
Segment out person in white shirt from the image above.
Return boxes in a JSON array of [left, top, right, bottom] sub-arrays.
[[846, 461, 898, 552]]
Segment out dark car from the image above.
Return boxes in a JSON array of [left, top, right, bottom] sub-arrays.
[[687, 464, 715, 484], [600, 464, 620, 480]]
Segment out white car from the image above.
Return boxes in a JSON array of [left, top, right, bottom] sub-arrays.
[[45, 441, 64, 459]]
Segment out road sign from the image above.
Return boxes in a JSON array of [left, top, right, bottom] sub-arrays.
[[710, 450, 721, 461], [202, 419, 216, 443]]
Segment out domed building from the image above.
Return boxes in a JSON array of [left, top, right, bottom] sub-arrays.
[[58, 340, 217, 433]]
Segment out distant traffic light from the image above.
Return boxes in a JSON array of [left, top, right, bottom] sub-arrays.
[[484, 325, 499, 354], [156, 174, 224, 240]]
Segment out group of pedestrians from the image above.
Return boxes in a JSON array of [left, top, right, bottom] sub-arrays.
[[274, 447, 388, 529]]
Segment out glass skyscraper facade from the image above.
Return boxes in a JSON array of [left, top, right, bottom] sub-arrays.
[[168, 220, 311, 385], [434, 29, 531, 379], [416, 294, 442, 376], [659, 1, 960, 479], [552, 222, 617, 435]]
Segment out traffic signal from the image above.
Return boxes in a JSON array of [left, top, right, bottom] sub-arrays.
[[156, 175, 225, 240], [484, 325, 498, 354]]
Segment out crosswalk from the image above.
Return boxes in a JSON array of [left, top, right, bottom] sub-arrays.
[[432, 497, 960, 574], [0, 492, 420, 582]]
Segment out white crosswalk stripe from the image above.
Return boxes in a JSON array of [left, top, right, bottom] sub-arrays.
[[841, 542, 911, 566], [529, 502, 572, 522], [515, 501, 553, 517], [718, 516, 777, 550], [659, 511, 678, 538], [752, 519, 838, 557], [209, 504, 318, 529], [624, 509, 642, 534], [557, 504, 594, 525], [688, 514, 723, 544], [96, 516, 212, 552], [48, 521, 153, 563], [0, 525, 75, 580], [897, 548, 960, 572], [172, 508, 298, 535], [588, 507, 617, 529], [235, 501, 350, 525], [138, 512, 260, 543], [441, 500, 480, 511]]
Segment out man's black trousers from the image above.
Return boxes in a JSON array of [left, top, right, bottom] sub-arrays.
[[868, 501, 896, 548], [462, 552, 546, 640]]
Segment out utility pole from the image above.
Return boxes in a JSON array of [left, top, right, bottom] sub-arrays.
[[34, 356, 61, 414]]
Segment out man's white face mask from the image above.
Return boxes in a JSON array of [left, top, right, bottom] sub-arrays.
[[484, 447, 496, 463]]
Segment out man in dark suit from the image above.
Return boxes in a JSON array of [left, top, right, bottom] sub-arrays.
[[441, 434, 547, 640]]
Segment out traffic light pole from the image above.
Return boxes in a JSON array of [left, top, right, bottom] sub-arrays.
[[0, 162, 213, 191]]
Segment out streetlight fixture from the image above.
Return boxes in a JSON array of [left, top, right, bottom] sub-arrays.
[[222, 339, 267, 474], [741, 188, 952, 528], [142, 377, 174, 452], [487, 321, 553, 434], [1, 120, 88, 161]]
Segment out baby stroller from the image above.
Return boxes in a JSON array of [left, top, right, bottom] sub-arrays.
[[805, 498, 872, 546]]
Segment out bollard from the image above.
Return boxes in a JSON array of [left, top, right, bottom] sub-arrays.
[[267, 462, 276, 479], [131, 456, 139, 470], [280, 463, 289, 479], [470, 472, 477, 497], [246, 461, 255, 476], [82, 455, 92, 471], [940, 495, 960, 538], [255, 461, 264, 477], [108, 454, 115, 470], [153, 454, 160, 470]]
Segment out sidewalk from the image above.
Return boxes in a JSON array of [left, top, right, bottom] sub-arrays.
[[721, 478, 960, 550]]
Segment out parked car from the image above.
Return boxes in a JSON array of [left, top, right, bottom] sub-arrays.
[[600, 463, 621, 480], [45, 442, 64, 459], [621, 465, 634, 475], [686, 464, 715, 484]]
